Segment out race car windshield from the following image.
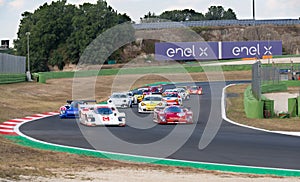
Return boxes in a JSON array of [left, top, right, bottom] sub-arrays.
[[163, 93, 178, 97], [132, 90, 143, 95], [165, 106, 183, 113], [95, 107, 113, 115], [190, 87, 199, 90], [144, 97, 161, 101], [111, 94, 127, 98], [111, 94, 120, 98]]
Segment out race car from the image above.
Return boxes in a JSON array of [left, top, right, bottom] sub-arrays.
[[59, 100, 97, 119], [129, 89, 145, 104], [79, 104, 126, 126], [107, 92, 132, 108], [153, 105, 193, 124], [187, 86, 203, 95], [174, 87, 190, 100], [162, 91, 182, 106], [141, 87, 152, 96], [138, 94, 166, 113], [149, 85, 163, 94]]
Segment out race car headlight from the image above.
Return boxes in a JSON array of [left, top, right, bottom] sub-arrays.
[[159, 116, 165, 121], [141, 102, 146, 106], [118, 117, 125, 122], [157, 102, 163, 106]]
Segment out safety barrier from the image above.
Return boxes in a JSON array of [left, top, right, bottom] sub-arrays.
[[133, 19, 300, 30], [244, 83, 289, 119], [0, 74, 26, 84], [244, 86, 264, 118]]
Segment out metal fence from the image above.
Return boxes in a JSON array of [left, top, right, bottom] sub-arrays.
[[260, 66, 280, 85], [252, 61, 282, 100], [133, 19, 300, 30], [0, 53, 26, 74]]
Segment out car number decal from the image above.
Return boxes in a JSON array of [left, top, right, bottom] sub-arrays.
[[103, 116, 110, 121]]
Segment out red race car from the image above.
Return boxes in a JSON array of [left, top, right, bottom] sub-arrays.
[[153, 105, 193, 124], [149, 85, 163, 94], [188, 86, 203, 95]]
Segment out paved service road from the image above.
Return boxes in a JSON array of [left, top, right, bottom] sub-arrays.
[[20, 81, 300, 170]]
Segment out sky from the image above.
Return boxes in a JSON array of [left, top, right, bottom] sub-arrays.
[[0, 0, 299, 47]]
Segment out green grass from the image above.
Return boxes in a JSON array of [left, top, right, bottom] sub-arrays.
[[35, 55, 300, 81], [36, 64, 253, 81], [273, 54, 300, 58], [283, 80, 300, 87], [6, 135, 300, 177]]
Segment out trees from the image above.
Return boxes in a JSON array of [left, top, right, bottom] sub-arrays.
[[159, 9, 204, 22], [140, 6, 237, 23], [14, 0, 131, 72], [14, 1, 238, 72], [205, 6, 237, 20]]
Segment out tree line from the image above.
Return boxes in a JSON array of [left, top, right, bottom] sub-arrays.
[[140, 6, 237, 23], [14, 0, 237, 72]]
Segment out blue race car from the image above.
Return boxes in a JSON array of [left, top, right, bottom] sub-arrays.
[[59, 100, 96, 119]]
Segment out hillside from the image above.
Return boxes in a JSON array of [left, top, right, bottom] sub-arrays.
[[56, 24, 300, 71]]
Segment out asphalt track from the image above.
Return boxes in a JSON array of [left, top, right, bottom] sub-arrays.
[[19, 81, 300, 170]]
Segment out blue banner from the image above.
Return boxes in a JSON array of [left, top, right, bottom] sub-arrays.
[[155, 42, 218, 61], [221, 41, 282, 59], [155, 41, 282, 60]]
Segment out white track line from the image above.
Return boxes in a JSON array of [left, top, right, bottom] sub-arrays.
[[222, 84, 300, 137]]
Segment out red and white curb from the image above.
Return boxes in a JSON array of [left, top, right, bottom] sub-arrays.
[[0, 112, 59, 135]]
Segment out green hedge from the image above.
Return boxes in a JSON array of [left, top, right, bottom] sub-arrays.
[[0, 74, 26, 84]]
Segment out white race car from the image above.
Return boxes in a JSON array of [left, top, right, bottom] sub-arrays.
[[79, 104, 126, 126], [174, 87, 190, 100], [107, 92, 132, 108], [138, 94, 166, 113]]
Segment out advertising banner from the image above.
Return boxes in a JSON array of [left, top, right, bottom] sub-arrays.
[[155, 41, 282, 61], [155, 42, 218, 61], [221, 41, 282, 59]]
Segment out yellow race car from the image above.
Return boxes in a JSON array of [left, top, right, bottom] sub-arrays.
[[138, 95, 166, 113]]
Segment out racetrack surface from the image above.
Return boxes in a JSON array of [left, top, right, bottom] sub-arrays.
[[19, 81, 300, 170]]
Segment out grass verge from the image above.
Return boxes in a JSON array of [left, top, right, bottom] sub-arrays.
[[226, 84, 300, 131]]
